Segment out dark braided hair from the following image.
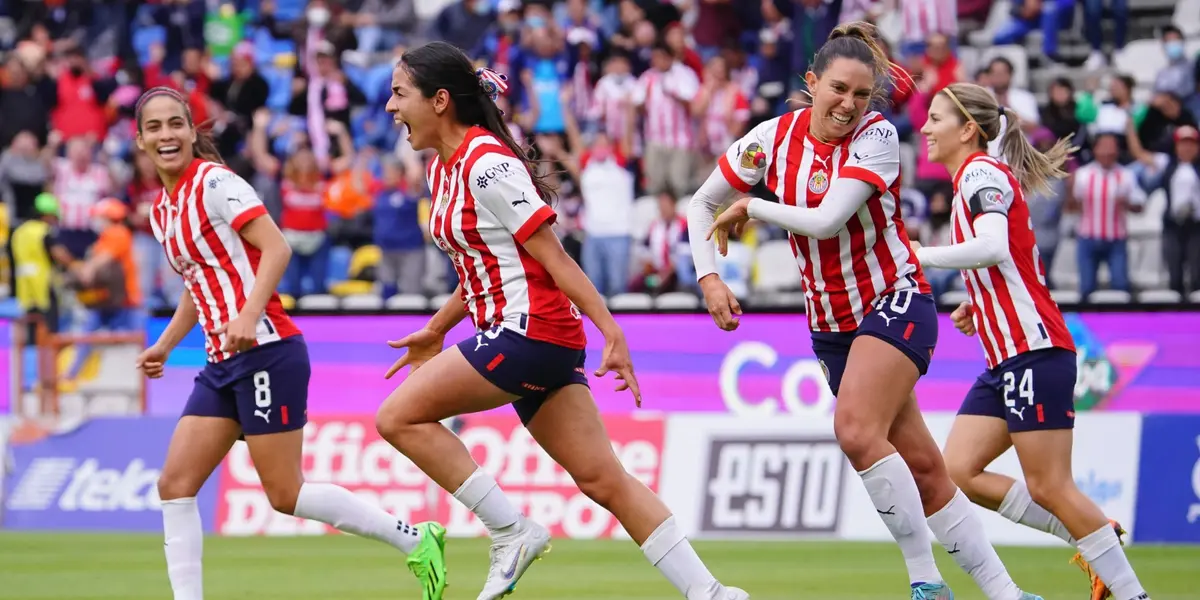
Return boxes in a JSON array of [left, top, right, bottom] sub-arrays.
[[135, 86, 224, 164]]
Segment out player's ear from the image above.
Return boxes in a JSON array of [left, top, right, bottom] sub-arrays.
[[804, 71, 819, 95], [134, 133, 144, 152]]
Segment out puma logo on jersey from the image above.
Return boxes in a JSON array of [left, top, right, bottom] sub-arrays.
[[475, 335, 489, 351], [878, 313, 896, 327], [853, 152, 866, 162], [255, 409, 271, 423], [1010, 406, 1026, 420], [511, 194, 530, 207]]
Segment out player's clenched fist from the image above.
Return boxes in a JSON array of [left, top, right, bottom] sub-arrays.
[[135, 344, 169, 379], [699, 274, 742, 331], [950, 301, 976, 337]]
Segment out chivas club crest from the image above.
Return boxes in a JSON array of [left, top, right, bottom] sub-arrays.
[[808, 170, 830, 194], [436, 193, 450, 219], [739, 143, 767, 170]]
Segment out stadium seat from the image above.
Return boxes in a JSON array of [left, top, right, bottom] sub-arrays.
[[939, 290, 971, 306], [1050, 238, 1080, 290], [279, 293, 296, 311], [1189, 290, 1200, 304], [654, 292, 701, 309], [607, 293, 654, 310], [430, 292, 455, 308], [1114, 40, 1168, 86], [340, 294, 384, 310], [751, 240, 801, 292], [1050, 289, 1082, 305], [1138, 289, 1183, 303], [385, 294, 430, 310], [968, 0, 1014, 47], [297, 294, 340, 310], [1088, 290, 1133, 304], [750, 290, 807, 308], [1129, 237, 1166, 289]]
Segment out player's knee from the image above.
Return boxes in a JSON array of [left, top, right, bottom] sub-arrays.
[[374, 407, 412, 446], [833, 410, 886, 466], [261, 481, 301, 515], [1024, 473, 1071, 513], [571, 463, 630, 510], [157, 472, 202, 502], [943, 456, 980, 495]]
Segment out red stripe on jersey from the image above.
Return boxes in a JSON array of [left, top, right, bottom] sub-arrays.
[[515, 205, 556, 243], [231, 205, 268, 231], [982, 264, 1027, 353], [443, 165, 485, 318], [816, 144, 854, 331], [193, 167, 250, 333], [462, 144, 510, 327], [240, 236, 301, 341], [784, 111, 829, 329], [176, 168, 226, 355], [765, 111, 796, 194], [717, 155, 752, 192]]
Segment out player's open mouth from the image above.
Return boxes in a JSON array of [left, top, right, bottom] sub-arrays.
[[830, 112, 852, 126], [159, 145, 181, 159]]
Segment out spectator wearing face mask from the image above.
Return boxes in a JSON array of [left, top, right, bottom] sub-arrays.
[[1155, 26, 1195, 102], [1128, 122, 1200, 295]]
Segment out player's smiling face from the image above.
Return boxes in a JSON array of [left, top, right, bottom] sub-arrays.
[[136, 96, 195, 175], [807, 57, 873, 141], [922, 93, 973, 164], [386, 65, 441, 151]]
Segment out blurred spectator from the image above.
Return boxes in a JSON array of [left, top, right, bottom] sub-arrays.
[[665, 22, 704, 80], [349, 0, 418, 53], [632, 192, 689, 294], [520, 26, 569, 143], [64, 197, 142, 381], [1138, 89, 1197, 154], [0, 53, 54, 148], [1154, 26, 1194, 102], [126, 151, 182, 311], [1082, 0, 1128, 70], [987, 57, 1039, 127], [372, 156, 428, 297], [429, 0, 494, 53], [993, 0, 1073, 63], [1041, 77, 1084, 147], [279, 147, 331, 297], [209, 42, 270, 132], [0, 131, 50, 223], [1129, 124, 1200, 295], [896, 0, 958, 60], [324, 151, 376, 248], [749, 28, 790, 126], [571, 132, 636, 296], [790, 0, 839, 77], [289, 40, 366, 168], [590, 52, 638, 157], [693, 55, 751, 166], [690, 0, 742, 60], [51, 135, 113, 259], [7, 193, 71, 341], [1070, 133, 1144, 299], [51, 46, 110, 142], [1025, 128, 1069, 288], [1090, 74, 1144, 143], [918, 33, 962, 97], [634, 42, 699, 197]]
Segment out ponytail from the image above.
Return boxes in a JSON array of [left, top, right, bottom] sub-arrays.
[[816, 21, 895, 107], [477, 94, 558, 205], [193, 121, 225, 165], [996, 107, 1074, 195]]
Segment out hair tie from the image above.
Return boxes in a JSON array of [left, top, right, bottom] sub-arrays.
[[997, 106, 1006, 118], [476, 67, 509, 102]]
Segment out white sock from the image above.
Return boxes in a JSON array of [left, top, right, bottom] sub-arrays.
[[293, 482, 422, 553], [640, 516, 720, 599], [927, 489, 1023, 600], [858, 453, 942, 585], [162, 497, 204, 600], [452, 469, 521, 535], [997, 481, 1075, 544], [1078, 524, 1148, 600]]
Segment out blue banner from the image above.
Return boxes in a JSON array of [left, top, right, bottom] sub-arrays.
[[2, 417, 218, 532], [1134, 414, 1200, 543]]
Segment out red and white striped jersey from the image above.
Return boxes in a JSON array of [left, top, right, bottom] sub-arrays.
[[717, 109, 930, 332], [426, 127, 586, 350], [951, 153, 1074, 368], [701, 85, 751, 157], [1072, 161, 1146, 241], [150, 159, 301, 362], [53, 159, 111, 230], [590, 73, 641, 156], [632, 63, 699, 150], [899, 0, 958, 45]]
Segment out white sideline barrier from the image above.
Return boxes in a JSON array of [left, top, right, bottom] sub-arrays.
[[659, 412, 1143, 546]]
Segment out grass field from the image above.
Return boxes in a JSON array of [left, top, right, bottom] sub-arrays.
[[1, 534, 1198, 599]]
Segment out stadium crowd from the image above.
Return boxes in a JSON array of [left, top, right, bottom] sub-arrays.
[[0, 0, 1199, 340]]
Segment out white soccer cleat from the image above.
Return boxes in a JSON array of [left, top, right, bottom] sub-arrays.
[[476, 518, 552, 600], [688, 583, 750, 600]]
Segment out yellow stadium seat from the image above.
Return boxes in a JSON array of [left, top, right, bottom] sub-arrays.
[[348, 245, 381, 279], [279, 294, 296, 311]]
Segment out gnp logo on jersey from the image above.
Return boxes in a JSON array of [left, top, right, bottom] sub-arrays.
[[1133, 414, 1200, 543], [700, 437, 847, 534], [475, 161, 518, 189], [3, 417, 219, 531], [858, 125, 894, 143]]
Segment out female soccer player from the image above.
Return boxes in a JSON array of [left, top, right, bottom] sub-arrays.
[[913, 82, 1152, 600], [694, 22, 1039, 600], [377, 42, 747, 600], [132, 87, 436, 600]]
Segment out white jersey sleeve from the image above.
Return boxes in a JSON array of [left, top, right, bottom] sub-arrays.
[[468, 151, 557, 243], [715, 119, 778, 192], [841, 119, 901, 192], [959, 159, 1015, 219], [203, 167, 268, 231]]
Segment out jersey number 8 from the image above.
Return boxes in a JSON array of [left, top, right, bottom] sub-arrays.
[[253, 370, 272, 408]]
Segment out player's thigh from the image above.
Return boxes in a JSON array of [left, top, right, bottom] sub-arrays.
[[244, 429, 307, 512], [378, 343, 516, 427], [524, 384, 626, 499], [159, 415, 242, 500], [944, 371, 1012, 478], [886, 392, 950, 478], [231, 337, 311, 437]]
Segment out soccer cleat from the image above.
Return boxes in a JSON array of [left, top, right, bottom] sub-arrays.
[[1019, 593, 1044, 600], [1070, 519, 1127, 600], [476, 518, 552, 600], [686, 582, 750, 600], [911, 581, 954, 600], [406, 522, 448, 600]]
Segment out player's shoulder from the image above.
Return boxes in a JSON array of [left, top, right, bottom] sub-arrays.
[[960, 156, 1011, 190], [851, 112, 898, 145], [199, 162, 247, 190], [465, 139, 528, 188]]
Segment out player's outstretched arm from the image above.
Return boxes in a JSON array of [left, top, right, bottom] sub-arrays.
[[914, 213, 1010, 270]]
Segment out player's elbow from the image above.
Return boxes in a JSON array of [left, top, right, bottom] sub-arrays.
[[811, 223, 845, 240]]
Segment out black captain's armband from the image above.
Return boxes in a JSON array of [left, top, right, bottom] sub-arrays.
[[967, 187, 1008, 219]]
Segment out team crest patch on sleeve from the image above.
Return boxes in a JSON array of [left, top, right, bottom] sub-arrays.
[[739, 143, 767, 169], [808, 170, 829, 194]]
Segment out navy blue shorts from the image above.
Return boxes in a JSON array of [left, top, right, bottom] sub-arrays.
[[958, 348, 1077, 432], [812, 290, 938, 396], [182, 336, 310, 436], [456, 325, 588, 425]]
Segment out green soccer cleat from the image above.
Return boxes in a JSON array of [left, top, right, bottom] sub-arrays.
[[406, 522, 448, 600]]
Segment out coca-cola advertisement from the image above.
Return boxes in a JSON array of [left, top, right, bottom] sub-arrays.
[[214, 413, 665, 539]]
